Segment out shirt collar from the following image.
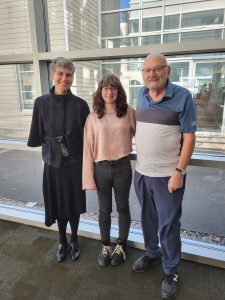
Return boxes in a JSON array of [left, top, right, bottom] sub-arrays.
[[50, 86, 72, 97]]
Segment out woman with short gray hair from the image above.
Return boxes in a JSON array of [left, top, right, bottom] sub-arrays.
[[28, 57, 90, 263]]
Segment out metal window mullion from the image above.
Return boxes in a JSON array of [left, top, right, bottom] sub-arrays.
[[221, 105, 225, 134], [27, 0, 42, 97], [98, 0, 102, 49], [99, 0, 103, 79], [27, 0, 49, 97], [15, 65, 23, 111], [63, 0, 69, 51]]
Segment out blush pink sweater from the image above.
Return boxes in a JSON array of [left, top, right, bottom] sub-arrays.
[[82, 106, 136, 190]]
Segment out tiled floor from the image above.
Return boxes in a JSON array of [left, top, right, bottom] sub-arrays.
[[1, 220, 225, 300]]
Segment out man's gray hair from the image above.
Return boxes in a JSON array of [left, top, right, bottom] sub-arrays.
[[51, 57, 75, 74]]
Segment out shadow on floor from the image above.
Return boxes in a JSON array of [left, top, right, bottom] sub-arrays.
[[0, 220, 225, 300]]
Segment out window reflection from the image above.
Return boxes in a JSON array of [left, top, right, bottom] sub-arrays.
[[163, 33, 179, 43], [181, 29, 222, 42], [142, 0, 163, 8], [1, 55, 225, 147], [0, 54, 225, 145], [169, 62, 190, 86], [164, 14, 180, 30], [129, 19, 139, 33], [102, 11, 136, 39], [142, 16, 162, 32], [100, 55, 225, 152], [141, 34, 161, 45], [194, 62, 225, 132], [100, 2, 225, 49], [101, 0, 130, 11], [181, 9, 224, 28], [48, 0, 98, 51], [102, 37, 138, 48]]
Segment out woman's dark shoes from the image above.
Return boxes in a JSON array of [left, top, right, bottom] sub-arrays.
[[56, 243, 67, 262], [111, 243, 127, 266], [98, 244, 112, 267], [132, 254, 161, 272], [70, 242, 80, 260]]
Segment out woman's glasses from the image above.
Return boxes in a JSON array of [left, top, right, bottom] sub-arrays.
[[102, 86, 118, 92]]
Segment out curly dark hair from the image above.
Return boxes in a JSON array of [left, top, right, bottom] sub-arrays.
[[93, 74, 128, 118]]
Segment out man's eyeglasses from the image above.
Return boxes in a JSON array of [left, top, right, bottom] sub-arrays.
[[102, 86, 118, 92], [142, 65, 167, 74]]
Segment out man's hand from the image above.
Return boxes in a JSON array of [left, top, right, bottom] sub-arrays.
[[167, 132, 195, 193], [168, 171, 184, 193]]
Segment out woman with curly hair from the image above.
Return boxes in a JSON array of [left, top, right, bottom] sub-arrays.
[[83, 74, 135, 267]]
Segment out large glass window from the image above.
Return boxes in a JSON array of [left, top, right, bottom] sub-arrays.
[[100, 2, 225, 49], [1, 54, 225, 142], [48, 0, 98, 51], [102, 11, 130, 38], [141, 0, 163, 8], [142, 16, 162, 32], [0, 64, 35, 139], [181, 29, 222, 42], [102, 37, 138, 48], [164, 14, 180, 30], [101, 0, 131, 11], [169, 61, 190, 87], [163, 33, 179, 43], [181, 9, 224, 28], [101, 0, 163, 10], [141, 35, 161, 45], [100, 54, 225, 149], [193, 61, 225, 132], [46, 1, 225, 51], [101, 7, 140, 47], [102, 60, 143, 108], [129, 80, 142, 107], [17, 64, 36, 110], [129, 19, 139, 33]]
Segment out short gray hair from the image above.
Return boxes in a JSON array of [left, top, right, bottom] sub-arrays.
[[50, 57, 75, 74]]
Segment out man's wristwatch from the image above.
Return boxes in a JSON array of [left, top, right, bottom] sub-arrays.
[[175, 167, 186, 176]]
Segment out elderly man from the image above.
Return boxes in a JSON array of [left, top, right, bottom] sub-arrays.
[[133, 53, 196, 299]]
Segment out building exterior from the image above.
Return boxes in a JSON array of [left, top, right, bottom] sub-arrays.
[[0, 0, 225, 153]]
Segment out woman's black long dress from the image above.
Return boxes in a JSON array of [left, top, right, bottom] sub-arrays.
[[27, 87, 90, 226]]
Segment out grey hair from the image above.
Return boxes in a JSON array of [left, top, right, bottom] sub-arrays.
[[50, 57, 75, 74]]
